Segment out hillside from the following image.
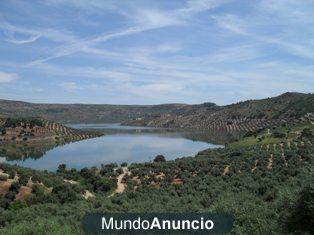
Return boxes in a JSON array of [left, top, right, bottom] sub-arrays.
[[0, 120, 313, 234], [0, 100, 193, 123], [124, 92, 314, 133], [1, 93, 312, 133], [0, 117, 101, 144]]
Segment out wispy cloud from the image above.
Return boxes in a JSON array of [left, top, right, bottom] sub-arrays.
[[0, 71, 19, 83], [0, 0, 313, 104], [26, 0, 228, 65], [211, 14, 247, 35], [212, 3, 314, 60], [0, 21, 78, 44], [3, 30, 41, 44]]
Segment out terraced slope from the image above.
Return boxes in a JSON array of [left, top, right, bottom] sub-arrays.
[[127, 119, 313, 189], [0, 117, 101, 143], [0, 120, 312, 234], [1, 93, 313, 127], [125, 92, 314, 133]]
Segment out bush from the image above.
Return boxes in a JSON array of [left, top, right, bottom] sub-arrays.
[[230, 151, 242, 157], [272, 131, 286, 138], [52, 184, 79, 203], [0, 174, 8, 181], [121, 162, 128, 167], [57, 164, 66, 173], [94, 178, 116, 193], [286, 185, 314, 234], [0, 197, 10, 209], [9, 181, 21, 193], [301, 128, 312, 138], [244, 131, 257, 137], [32, 184, 45, 197], [154, 155, 166, 162], [116, 168, 124, 175], [0, 217, 78, 235], [8, 201, 27, 211], [4, 191, 16, 201]]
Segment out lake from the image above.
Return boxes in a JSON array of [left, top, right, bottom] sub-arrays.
[[0, 124, 223, 171]]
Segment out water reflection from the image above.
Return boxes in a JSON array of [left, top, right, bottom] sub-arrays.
[[0, 124, 236, 170]]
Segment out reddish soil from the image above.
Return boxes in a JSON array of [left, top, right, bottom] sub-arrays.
[[15, 186, 32, 201]]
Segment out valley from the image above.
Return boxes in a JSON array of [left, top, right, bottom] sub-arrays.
[[1, 1, 313, 234], [1, 93, 313, 130], [0, 92, 313, 234]]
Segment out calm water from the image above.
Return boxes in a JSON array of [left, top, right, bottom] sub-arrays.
[[0, 124, 222, 171]]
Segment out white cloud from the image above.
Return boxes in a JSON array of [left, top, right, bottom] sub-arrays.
[[130, 9, 182, 28], [0, 21, 78, 44], [3, 30, 41, 44], [1, 0, 313, 104], [0, 72, 19, 83], [27, 0, 229, 65], [212, 12, 314, 60], [211, 14, 247, 35]]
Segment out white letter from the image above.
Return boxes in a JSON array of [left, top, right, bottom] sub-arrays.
[[191, 220, 199, 230], [150, 217, 161, 229], [123, 220, 132, 229], [102, 217, 113, 230], [132, 217, 141, 230], [205, 220, 214, 230], [200, 217, 204, 230], [181, 220, 191, 230], [172, 220, 180, 230], [142, 220, 150, 230], [162, 220, 171, 229]]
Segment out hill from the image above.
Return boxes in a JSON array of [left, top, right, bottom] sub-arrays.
[[0, 119, 313, 234], [0, 117, 101, 144], [124, 92, 314, 133], [0, 100, 192, 123], [1, 92, 312, 133]]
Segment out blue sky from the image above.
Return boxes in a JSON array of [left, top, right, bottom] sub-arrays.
[[0, 0, 313, 105]]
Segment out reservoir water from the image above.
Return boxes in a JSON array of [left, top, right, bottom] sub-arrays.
[[0, 124, 222, 171]]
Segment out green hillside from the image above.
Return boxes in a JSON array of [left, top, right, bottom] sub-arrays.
[[125, 92, 314, 133], [1, 93, 313, 126], [0, 117, 101, 142], [0, 120, 312, 234]]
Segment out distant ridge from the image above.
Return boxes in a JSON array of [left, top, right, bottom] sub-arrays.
[[0, 99, 191, 123], [0, 93, 313, 132]]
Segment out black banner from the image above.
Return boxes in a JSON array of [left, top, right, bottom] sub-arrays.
[[82, 213, 233, 234]]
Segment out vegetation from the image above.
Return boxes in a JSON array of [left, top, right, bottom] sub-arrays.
[[0, 119, 312, 234], [124, 92, 314, 131], [3, 118, 44, 128], [0, 94, 313, 234], [1, 93, 313, 125], [0, 117, 103, 163], [229, 122, 314, 148], [153, 155, 166, 162]]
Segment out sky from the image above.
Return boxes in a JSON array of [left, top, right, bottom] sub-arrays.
[[0, 0, 313, 105]]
